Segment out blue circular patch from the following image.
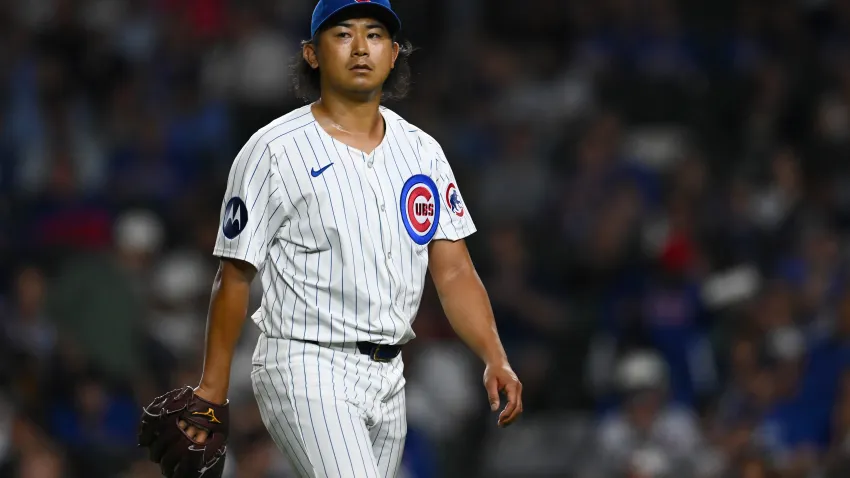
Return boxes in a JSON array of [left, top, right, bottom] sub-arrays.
[[222, 197, 248, 239], [399, 174, 440, 245]]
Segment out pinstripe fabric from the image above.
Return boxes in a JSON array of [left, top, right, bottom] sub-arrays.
[[252, 335, 407, 478], [213, 104, 476, 346], [214, 104, 473, 477]]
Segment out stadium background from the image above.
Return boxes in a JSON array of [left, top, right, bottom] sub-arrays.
[[4, 0, 850, 477]]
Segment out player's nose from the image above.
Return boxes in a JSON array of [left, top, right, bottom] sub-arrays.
[[351, 34, 368, 56]]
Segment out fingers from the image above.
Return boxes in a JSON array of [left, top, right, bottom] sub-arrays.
[[485, 378, 500, 411], [497, 380, 523, 428], [178, 420, 209, 444]]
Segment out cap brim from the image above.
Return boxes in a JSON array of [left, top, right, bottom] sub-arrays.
[[316, 4, 401, 37]]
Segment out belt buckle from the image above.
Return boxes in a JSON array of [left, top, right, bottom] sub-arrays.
[[370, 345, 392, 363]]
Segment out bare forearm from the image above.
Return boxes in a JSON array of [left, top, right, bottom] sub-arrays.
[[198, 260, 253, 403], [434, 266, 507, 365]]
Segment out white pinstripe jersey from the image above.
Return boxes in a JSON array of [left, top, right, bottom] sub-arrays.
[[213, 104, 476, 346]]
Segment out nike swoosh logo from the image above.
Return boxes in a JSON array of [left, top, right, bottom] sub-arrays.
[[311, 163, 334, 177]]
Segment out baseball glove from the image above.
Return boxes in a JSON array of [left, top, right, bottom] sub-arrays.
[[138, 386, 229, 478]]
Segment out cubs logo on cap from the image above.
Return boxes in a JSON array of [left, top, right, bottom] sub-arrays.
[[445, 183, 465, 217], [311, 0, 401, 38], [400, 174, 440, 245]]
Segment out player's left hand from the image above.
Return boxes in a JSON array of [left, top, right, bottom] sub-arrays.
[[483, 361, 523, 428]]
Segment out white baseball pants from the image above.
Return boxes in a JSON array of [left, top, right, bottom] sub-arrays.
[[251, 335, 407, 478]]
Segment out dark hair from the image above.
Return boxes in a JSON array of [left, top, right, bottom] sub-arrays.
[[291, 33, 414, 103]]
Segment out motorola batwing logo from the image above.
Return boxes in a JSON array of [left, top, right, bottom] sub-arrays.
[[222, 197, 248, 239]]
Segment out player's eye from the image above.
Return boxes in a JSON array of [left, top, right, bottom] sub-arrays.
[[368, 32, 383, 39], [336, 31, 351, 38]]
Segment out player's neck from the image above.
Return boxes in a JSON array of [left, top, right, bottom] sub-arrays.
[[313, 95, 383, 138]]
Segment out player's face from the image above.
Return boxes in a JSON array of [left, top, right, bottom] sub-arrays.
[[307, 18, 399, 98]]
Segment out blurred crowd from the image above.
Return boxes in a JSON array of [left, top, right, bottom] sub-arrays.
[[5, 0, 850, 477]]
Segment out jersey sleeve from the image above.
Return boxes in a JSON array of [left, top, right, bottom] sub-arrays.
[[432, 145, 477, 242], [213, 132, 287, 271]]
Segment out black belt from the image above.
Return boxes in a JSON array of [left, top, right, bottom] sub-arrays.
[[303, 340, 402, 362]]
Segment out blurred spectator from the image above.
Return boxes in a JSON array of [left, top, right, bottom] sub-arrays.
[[45, 209, 162, 383], [405, 340, 478, 447], [752, 326, 820, 473], [475, 124, 551, 224], [591, 212, 716, 409], [703, 177, 764, 270], [48, 368, 138, 476], [14, 19, 107, 196], [777, 221, 845, 327], [203, 4, 294, 143], [2, 265, 57, 363], [590, 350, 704, 477], [1, 265, 56, 410], [106, 112, 188, 213], [3, 413, 66, 478], [714, 335, 764, 432], [111, 0, 160, 64], [22, 143, 112, 257], [147, 249, 213, 361], [559, 112, 629, 246]]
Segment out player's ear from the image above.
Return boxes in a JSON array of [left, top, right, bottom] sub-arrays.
[[303, 42, 320, 70], [391, 41, 399, 69]]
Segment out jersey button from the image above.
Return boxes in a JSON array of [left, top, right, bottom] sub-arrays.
[[387, 252, 392, 259], [367, 161, 374, 168], [380, 204, 386, 212]]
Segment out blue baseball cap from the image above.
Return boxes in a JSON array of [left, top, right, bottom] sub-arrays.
[[310, 0, 401, 38]]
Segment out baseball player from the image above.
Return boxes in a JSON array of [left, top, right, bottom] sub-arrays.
[[138, 1, 523, 477]]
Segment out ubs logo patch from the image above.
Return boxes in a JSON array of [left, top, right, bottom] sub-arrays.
[[399, 174, 440, 245]]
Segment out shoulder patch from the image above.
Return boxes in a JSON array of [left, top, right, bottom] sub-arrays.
[[222, 197, 248, 239], [445, 183, 465, 217]]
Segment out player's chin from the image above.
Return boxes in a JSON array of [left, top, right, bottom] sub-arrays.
[[350, 69, 389, 84], [343, 79, 385, 96]]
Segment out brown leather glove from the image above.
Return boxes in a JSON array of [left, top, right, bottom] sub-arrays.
[[138, 386, 229, 478]]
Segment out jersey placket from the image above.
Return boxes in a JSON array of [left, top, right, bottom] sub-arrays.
[[362, 147, 403, 332]]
